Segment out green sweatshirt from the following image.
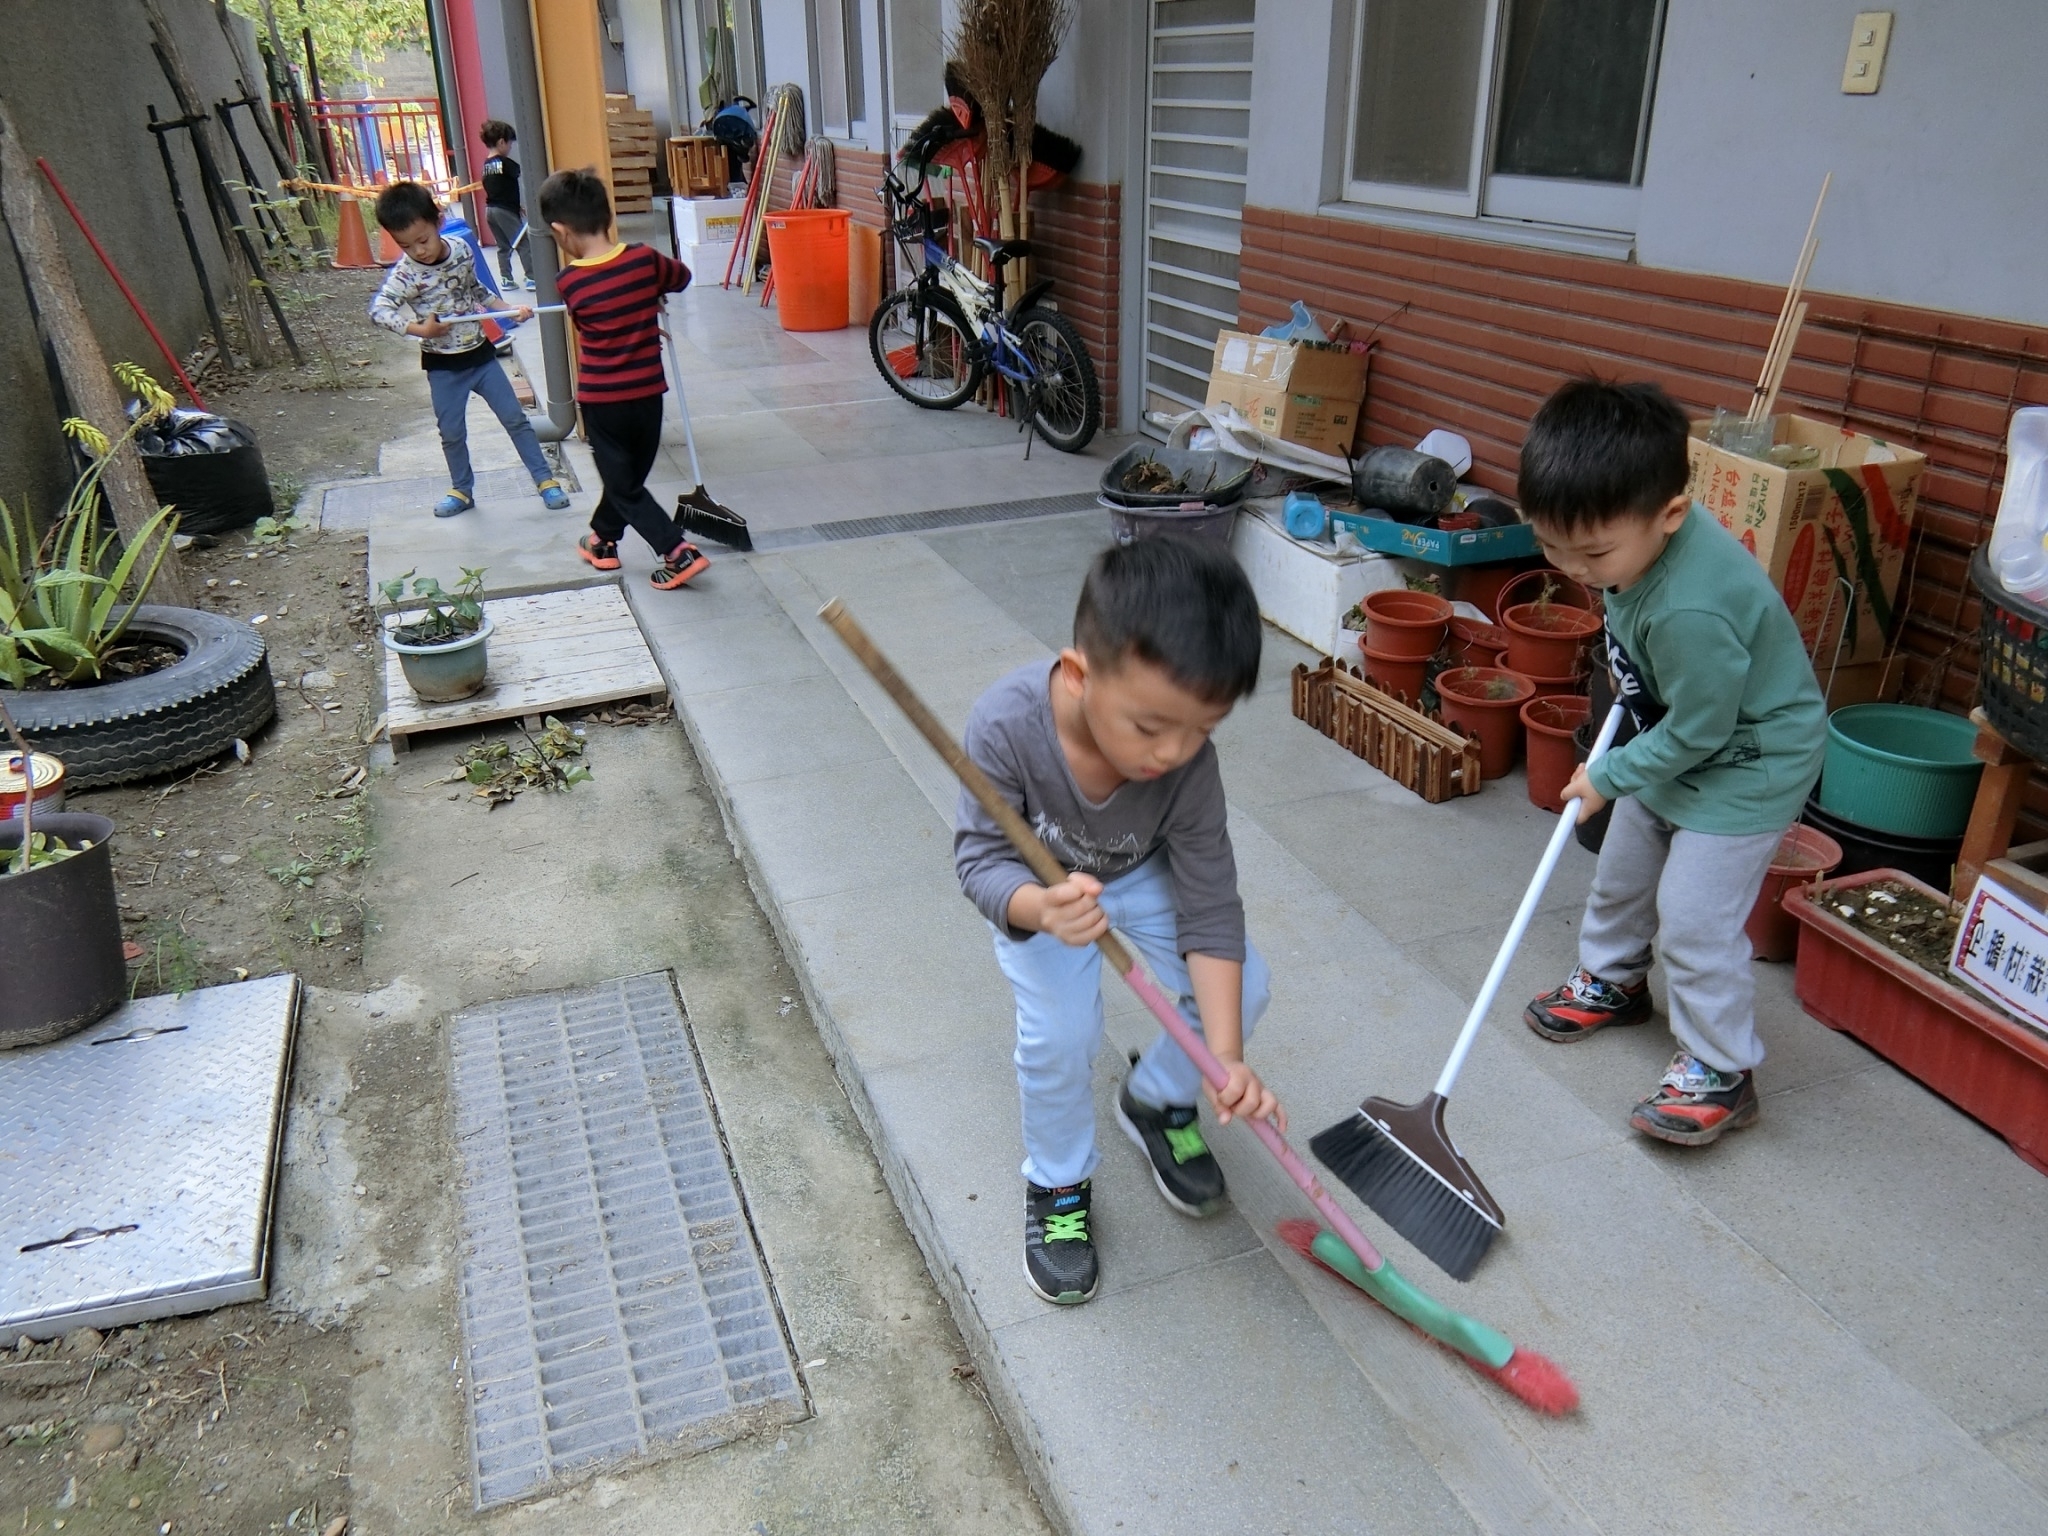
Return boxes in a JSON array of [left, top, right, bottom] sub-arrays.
[[1589, 507, 1826, 835]]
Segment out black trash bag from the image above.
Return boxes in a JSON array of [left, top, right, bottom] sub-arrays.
[[131, 406, 275, 535]]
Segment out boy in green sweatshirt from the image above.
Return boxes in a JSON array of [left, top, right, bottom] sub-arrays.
[[1518, 380, 1826, 1146]]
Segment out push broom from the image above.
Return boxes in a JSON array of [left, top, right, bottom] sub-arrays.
[[819, 600, 1578, 1415], [1311, 702, 1627, 1281], [657, 300, 752, 550]]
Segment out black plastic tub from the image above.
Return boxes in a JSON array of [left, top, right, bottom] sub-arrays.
[[1098, 444, 1254, 509], [1800, 790, 1963, 892], [1, 811, 125, 1048]]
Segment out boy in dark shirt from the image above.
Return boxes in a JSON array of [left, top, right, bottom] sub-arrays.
[[478, 120, 531, 290], [538, 169, 710, 589], [956, 536, 1284, 1304]]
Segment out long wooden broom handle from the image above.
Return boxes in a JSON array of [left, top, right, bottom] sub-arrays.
[[819, 598, 1135, 974]]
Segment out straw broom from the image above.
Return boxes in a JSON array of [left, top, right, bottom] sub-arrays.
[[949, 0, 1074, 249]]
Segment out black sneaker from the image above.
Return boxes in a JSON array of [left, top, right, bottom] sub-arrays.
[[1525, 966, 1653, 1042], [1116, 1077, 1226, 1216], [1629, 1052, 1760, 1146], [1024, 1180, 1098, 1305]]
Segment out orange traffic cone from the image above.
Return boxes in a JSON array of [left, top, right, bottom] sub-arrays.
[[375, 224, 402, 265], [332, 195, 377, 270]]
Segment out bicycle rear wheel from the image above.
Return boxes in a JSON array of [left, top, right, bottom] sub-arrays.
[[1015, 307, 1099, 453], [871, 286, 983, 410]]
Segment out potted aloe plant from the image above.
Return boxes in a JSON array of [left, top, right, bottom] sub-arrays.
[[0, 698, 124, 1046], [379, 567, 494, 702]]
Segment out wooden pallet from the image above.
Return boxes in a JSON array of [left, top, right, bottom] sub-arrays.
[[1291, 657, 1483, 802], [383, 585, 666, 750], [666, 136, 730, 197], [605, 92, 658, 211]]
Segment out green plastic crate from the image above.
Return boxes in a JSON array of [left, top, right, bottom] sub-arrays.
[[1818, 704, 1983, 839]]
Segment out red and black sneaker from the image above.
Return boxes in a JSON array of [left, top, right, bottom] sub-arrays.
[[1525, 967, 1652, 1042], [650, 541, 711, 590], [1629, 1052, 1760, 1146], [576, 533, 622, 571]]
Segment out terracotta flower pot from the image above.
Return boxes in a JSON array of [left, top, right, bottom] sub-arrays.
[[1436, 666, 1536, 781], [1363, 588, 1453, 660], [1746, 824, 1843, 962], [1497, 569, 1599, 615], [1453, 564, 1523, 623], [1447, 616, 1509, 669], [1520, 694, 1592, 811], [1501, 602, 1602, 677], [1362, 644, 1428, 704], [1520, 668, 1588, 701]]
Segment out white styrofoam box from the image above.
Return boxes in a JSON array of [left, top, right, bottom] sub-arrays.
[[678, 239, 745, 281], [1230, 505, 1405, 657], [670, 196, 744, 248]]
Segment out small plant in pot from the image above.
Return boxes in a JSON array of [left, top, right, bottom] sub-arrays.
[[379, 567, 494, 702]]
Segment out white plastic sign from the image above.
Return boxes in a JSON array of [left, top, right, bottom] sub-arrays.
[[1949, 875, 2048, 1036]]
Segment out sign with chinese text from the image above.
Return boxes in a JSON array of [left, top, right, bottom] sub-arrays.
[[1950, 876, 2048, 1037]]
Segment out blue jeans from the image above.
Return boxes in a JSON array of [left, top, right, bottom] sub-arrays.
[[991, 854, 1270, 1189], [427, 357, 551, 496]]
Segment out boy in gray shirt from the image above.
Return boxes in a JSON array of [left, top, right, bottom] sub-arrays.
[[956, 536, 1284, 1305]]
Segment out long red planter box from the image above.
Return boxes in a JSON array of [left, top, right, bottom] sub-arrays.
[[1785, 868, 2048, 1175]]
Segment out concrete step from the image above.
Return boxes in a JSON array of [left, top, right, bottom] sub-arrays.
[[633, 514, 2048, 1536]]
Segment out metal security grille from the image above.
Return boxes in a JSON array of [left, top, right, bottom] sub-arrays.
[[450, 974, 805, 1508], [1140, 0, 1255, 420]]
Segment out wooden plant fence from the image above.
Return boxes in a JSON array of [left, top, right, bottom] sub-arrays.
[[1291, 657, 1483, 803]]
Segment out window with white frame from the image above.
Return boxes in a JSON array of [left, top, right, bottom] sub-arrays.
[[887, 0, 945, 138], [1345, 0, 1665, 234], [810, 0, 868, 139]]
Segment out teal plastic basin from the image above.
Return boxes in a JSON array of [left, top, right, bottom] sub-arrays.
[[1818, 704, 1983, 839]]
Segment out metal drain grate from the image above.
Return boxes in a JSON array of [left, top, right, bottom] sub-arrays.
[[750, 490, 1098, 550], [449, 973, 805, 1508]]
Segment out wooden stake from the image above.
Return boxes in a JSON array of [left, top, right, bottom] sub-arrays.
[[0, 92, 192, 606], [1748, 173, 1830, 422]]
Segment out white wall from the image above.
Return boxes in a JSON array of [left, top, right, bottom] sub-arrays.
[[1638, 0, 2048, 327], [1241, 0, 2048, 329], [616, 0, 676, 137], [759, 0, 813, 98]]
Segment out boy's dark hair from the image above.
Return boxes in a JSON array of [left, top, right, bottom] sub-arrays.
[[1074, 535, 1261, 704], [373, 180, 439, 234], [1518, 378, 1692, 531], [479, 119, 515, 147], [537, 168, 610, 235]]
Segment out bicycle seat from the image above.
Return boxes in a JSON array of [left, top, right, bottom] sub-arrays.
[[972, 237, 1033, 265]]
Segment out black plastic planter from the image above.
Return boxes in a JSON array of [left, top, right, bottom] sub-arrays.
[[0, 812, 125, 1048]]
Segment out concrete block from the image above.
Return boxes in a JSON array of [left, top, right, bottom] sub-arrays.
[[727, 756, 952, 906], [684, 674, 893, 786]]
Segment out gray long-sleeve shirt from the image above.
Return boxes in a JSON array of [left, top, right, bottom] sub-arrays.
[[954, 661, 1247, 961]]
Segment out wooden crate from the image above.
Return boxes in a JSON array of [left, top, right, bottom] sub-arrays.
[[667, 136, 730, 197], [382, 585, 667, 749], [1290, 657, 1483, 802]]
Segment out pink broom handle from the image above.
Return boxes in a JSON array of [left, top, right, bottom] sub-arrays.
[[817, 600, 1391, 1275]]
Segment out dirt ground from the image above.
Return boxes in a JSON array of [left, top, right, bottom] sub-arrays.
[[2, 269, 431, 1534]]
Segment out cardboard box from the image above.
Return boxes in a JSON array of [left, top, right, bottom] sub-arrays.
[[669, 195, 745, 247], [1686, 414, 1926, 666], [1206, 330, 1370, 456]]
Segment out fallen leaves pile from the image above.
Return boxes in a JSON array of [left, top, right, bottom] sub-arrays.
[[450, 717, 592, 807]]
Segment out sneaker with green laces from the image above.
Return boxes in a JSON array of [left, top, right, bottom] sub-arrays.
[[1024, 1179, 1098, 1305], [1116, 1073, 1227, 1216]]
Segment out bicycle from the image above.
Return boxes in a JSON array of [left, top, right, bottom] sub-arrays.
[[869, 163, 1099, 455]]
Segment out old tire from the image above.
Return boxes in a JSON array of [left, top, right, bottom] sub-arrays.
[[2, 606, 276, 789]]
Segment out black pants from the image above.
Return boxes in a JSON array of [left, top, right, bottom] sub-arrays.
[[583, 396, 684, 556]]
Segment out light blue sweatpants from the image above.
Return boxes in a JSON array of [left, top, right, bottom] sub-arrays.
[[991, 853, 1270, 1189]]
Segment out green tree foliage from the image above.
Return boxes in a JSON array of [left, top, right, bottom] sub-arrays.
[[229, 0, 427, 86]]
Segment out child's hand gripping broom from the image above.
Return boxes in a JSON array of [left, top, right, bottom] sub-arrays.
[[1310, 703, 1628, 1282], [818, 599, 1578, 1415]]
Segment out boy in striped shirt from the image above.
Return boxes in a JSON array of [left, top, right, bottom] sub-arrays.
[[539, 169, 710, 589]]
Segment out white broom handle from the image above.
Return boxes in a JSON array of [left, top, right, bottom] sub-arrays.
[[656, 299, 707, 487], [1434, 702, 1628, 1097]]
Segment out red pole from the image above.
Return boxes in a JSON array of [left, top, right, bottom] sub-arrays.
[[36, 157, 207, 409], [444, 0, 493, 239]]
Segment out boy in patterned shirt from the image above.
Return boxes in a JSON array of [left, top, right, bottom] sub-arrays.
[[368, 182, 570, 518]]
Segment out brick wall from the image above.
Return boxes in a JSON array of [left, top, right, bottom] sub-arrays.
[[1028, 179, 1121, 417], [1238, 206, 2048, 729]]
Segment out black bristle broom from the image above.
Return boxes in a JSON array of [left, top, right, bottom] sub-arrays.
[[1311, 702, 1627, 1281]]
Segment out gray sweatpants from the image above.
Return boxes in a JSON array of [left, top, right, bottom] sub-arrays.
[[1579, 797, 1785, 1074]]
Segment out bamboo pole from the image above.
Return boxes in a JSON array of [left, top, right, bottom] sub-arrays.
[[0, 93, 192, 605]]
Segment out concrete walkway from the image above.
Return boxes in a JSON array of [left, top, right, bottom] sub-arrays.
[[330, 239, 2048, 1533]]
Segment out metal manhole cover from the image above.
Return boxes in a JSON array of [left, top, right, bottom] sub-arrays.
[[0, 974, 301, 1344], [449, 973, 805, 1508]]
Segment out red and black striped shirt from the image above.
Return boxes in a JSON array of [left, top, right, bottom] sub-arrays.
[[554, 243, 691, 404]]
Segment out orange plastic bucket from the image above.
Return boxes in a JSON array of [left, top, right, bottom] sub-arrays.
[[764, 209, 851, 331]]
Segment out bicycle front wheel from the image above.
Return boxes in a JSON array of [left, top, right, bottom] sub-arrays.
[[1014, 308, 1100, 453], [870, 287, 983, 410]]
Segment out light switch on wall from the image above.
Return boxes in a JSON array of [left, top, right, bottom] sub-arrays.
[[1842, 10, 1894, 94]]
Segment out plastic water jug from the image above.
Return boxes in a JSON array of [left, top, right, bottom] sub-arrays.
[[1283, 490, 1327, 540], [1991, 408, 2048, 600]]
